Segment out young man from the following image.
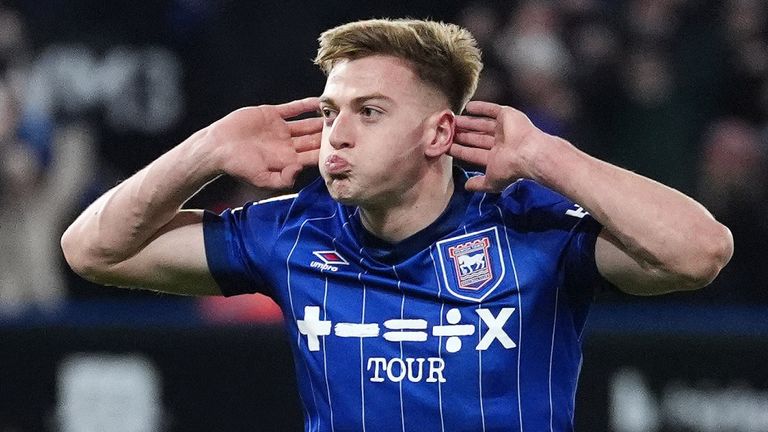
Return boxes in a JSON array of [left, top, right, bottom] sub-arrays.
[[62, 19, 732, 431]]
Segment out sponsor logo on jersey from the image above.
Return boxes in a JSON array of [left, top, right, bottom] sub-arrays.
[[296, 305, 517, 383], [311, 250, 349, 272], [436, 227, 506, 302]]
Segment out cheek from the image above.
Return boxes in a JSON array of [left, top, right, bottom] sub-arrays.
[[388, 131, 425, 161], [318, 140, 330, 157], [318, 136, 333, 158]]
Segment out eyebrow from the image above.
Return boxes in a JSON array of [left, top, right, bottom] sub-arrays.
[[319, 93, 395, 107]]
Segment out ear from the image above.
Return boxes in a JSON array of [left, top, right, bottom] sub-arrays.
[[424, 110, 455, 158]]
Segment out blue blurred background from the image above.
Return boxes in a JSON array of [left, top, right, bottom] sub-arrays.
[[0, 1, 766, 431]]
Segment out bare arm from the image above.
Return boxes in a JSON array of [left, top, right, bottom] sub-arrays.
[[61, 98, 321, 295], [451, 101, 733, 295]]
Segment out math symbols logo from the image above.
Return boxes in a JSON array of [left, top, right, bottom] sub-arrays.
[[437, 227, 506, 302]]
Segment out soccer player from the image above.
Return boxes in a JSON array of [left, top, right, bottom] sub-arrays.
[[61, 18, 733, 431]]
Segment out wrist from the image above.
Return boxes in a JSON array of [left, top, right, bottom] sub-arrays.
[[180, 127, 227, 182], [523, 133, 581, 187]]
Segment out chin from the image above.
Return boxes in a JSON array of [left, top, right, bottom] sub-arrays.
[[325, 177, 360, 205], [332, 195, 359, 206], [329, 190, 361, 206]]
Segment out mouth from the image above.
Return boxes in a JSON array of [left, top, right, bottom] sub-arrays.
[[324, 155, 351, 177]]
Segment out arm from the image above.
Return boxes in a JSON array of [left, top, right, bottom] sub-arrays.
[[451, 101, 733, 295], [61, 98, 321, 295]]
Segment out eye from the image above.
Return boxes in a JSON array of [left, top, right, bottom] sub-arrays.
[[320, 106, 337, 122], [360, 106, 382, 119]]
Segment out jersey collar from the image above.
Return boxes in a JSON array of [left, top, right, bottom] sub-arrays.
[[347, 167, 472, 265]]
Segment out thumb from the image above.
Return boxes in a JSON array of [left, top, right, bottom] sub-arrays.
[[465, 175, 492, 192], [278, 164, 303, 188], [465, 175, 508, 193]]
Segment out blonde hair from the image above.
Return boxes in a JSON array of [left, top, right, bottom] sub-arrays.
[[315, 18, 483, 113]]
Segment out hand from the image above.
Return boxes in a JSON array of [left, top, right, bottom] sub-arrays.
[[450, 101, 549, 192], [205, 97, 322, 189]]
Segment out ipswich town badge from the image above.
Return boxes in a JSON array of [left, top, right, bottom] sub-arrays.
[[436, 227, 506, 302]]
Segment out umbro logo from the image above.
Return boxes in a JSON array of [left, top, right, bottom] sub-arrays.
[[311, 250, 349, 272]]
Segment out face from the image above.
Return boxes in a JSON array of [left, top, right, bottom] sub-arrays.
[[318, 55, 448, 207]]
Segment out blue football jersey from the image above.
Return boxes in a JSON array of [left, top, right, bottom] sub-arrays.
[[204, 168, 608, 432]]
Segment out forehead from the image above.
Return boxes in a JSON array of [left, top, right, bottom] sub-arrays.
[[322, 55, 427, 103]]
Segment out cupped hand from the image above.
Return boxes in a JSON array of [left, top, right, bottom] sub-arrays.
[[450, 101, 546, 193], [205, 97, 322, 189]]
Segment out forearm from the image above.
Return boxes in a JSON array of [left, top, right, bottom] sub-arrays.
[[528, 135, 733, 286], [61, 128, 220, 272]]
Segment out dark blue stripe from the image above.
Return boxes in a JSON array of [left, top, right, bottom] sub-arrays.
[[2, 300, 764, 337], [585, 302, 768, 337], [0, 299, 202, 328]]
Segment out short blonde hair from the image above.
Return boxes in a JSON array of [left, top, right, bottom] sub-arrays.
[[315, 18, 483, 113]]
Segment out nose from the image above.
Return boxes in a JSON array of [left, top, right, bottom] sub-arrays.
[[327, 111, 354, 150]]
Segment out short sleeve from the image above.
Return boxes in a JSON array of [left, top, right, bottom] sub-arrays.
[[500, 180, 612, 327], [562, 213, 609, 296], [203, 197, 294, 297]]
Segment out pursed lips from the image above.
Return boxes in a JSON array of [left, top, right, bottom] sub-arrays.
[[324, 155, 351, 176]]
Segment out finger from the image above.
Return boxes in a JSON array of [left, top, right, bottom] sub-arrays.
[[292, 132, 321, 152], [454, 131, 494, 149], [264, 140, 303, 170], [255, 164, 302, 190], [464, 101, 502, 119], [448, 144, 489, 167], [455, 115, 496, 134], [297, 148, 320, 167], [465, 175, 496, 193], [288, 117, 323, 136], [250, 170, 291, 190], [275, 97, 320, 119]]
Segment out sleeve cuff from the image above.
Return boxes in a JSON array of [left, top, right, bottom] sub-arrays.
[[203, 210, 265, 297]]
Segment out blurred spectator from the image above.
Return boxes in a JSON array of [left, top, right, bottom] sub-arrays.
[[493, 1, 578, 137], [0, 83, 95, 313], [720, 0, 768, 123], [455, 2, 502, 48], [0, 5, 95, 315], [566, 13, 623, 160], [456, 2, 510, 104], [609, 46, 700, 193], [624, 0, 681, 44], [695, 118, 768, 302]]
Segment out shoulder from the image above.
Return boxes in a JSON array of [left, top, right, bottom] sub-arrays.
[[215, 177, 337, 225], [501, 179, 570, 210], [459, 169, 566, 209], [496, 179, 589, 229], [458, 169, 575, 216]]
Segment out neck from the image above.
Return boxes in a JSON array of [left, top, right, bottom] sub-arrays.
[[359, 165, 455, 243]]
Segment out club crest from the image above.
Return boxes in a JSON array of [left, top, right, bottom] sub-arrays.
[[449, 238, 492, 290], [436, 227, 506, 302]]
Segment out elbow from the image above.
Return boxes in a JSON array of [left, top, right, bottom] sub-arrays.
[[60, 227, 113, 285], [674, 222, 734, 291]]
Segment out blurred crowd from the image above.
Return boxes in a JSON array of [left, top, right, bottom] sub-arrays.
[[0, 0, 766, 317], [0, 3, 95, 315], [457, 0, 768, 303]]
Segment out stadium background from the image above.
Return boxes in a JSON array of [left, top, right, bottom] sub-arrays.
[[0, 0, 766, 430]]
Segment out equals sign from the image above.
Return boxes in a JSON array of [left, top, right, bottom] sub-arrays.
[[383, 319, 428, 342]]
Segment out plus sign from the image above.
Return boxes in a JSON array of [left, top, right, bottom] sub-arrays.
[[297, 306, 331, 352]]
